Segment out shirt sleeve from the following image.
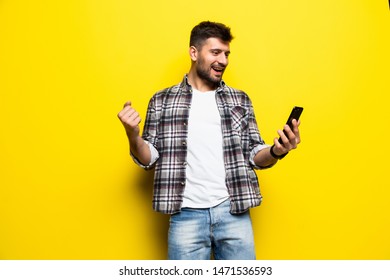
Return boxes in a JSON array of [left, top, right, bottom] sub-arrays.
[[249, 143, 275, 169], [131, 140, 159, 170], [246, 97, 275, 170]]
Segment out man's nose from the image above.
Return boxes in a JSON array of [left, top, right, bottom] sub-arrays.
[[217, 54, 228, 66]]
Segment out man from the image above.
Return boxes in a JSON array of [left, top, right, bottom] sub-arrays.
[[117, 21, 301, 260]]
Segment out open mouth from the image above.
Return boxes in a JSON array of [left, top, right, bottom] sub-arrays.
[[211, 65, 225, 74]]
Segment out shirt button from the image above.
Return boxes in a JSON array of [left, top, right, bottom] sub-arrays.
[[180, 181, 185, 186], [182, 141, 187, 146], [183, 162, 187, 166]]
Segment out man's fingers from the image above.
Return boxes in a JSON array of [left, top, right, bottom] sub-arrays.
[[117, 101, 141, 137], [277, 126, 295, 150], [117, 107, 131, 120], [132, 115, 141, 126], [273, 137, 289, 155], [119, 101, 141, 125], [291, 119, 301, 144], [277, 129, 289, 145], [123, 101, 132, 108], [284, 125, 297, 146], [121, 109, 141, 127], [273, 119, 302, 156], [118, 103, 136, 120]]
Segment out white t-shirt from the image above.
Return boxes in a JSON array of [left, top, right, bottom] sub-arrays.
[[181, 88, 229, 208]]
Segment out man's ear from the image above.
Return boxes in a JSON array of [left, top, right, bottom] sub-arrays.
[[189, 46, 198, 62]]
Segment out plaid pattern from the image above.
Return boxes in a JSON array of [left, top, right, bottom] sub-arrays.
[[140, 76, 267, 214]]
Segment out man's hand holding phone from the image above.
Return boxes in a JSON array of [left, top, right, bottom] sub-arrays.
[[270, 106, 303, 159]]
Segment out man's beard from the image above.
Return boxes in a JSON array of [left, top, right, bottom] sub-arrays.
[[196, 58, 224, 86]]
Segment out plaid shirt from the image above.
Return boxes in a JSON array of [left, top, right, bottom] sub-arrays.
[[136, 75, 269, 214]]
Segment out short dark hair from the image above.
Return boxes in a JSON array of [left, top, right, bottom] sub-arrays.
[[190, 21, 233, 49]]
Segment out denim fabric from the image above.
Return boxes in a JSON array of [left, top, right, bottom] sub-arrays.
[[167, 200, 256, 260]]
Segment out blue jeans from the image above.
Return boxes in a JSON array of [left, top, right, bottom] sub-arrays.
[[167, 200, 256, 260]]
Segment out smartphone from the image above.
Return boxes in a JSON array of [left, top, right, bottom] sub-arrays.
[[278, 106, 303, 144]]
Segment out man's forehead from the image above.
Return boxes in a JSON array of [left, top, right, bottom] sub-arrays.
[[203, 37, 230, 50]]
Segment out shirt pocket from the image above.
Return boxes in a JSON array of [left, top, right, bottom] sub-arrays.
[[231, 105, 249, 132]]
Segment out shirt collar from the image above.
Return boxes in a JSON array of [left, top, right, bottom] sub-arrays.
[[180, 74, 226, 93]]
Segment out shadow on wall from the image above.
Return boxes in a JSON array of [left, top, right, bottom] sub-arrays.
[[129, 168, 170, 259]]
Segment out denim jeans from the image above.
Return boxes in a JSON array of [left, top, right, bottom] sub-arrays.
[[167, 199, 256, 260]]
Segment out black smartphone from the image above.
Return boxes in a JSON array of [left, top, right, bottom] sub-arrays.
[[278, 106, 303, 144]]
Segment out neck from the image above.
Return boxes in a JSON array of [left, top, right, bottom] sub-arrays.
[[187, 69, 218, 92]]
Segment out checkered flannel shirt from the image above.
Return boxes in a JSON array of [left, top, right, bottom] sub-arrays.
[[134, 76, 270, 214]]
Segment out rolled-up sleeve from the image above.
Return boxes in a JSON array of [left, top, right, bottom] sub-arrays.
[[131, 140, 159, 170], [247, 100, 275, 170], [249, 144, 274, 169]]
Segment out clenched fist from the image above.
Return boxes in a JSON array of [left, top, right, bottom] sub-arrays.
[[117, 101, 141, 139]]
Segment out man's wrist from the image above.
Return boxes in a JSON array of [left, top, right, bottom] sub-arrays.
[[126, 129, 140, 141], [270, 144, 288, 160]]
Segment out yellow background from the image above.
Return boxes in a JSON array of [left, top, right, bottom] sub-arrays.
[[0, 0, 389, 259]]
